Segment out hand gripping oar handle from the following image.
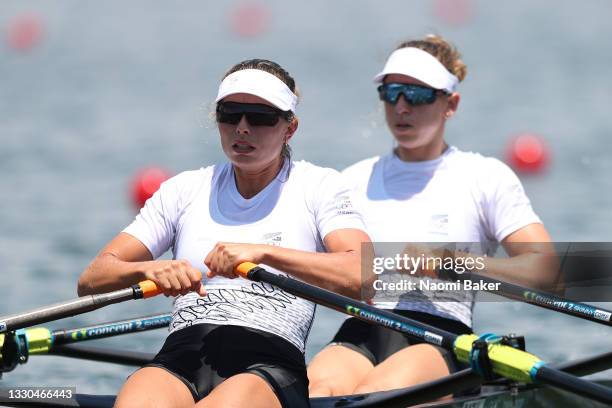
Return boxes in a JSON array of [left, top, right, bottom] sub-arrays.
[[0, 275, 198, 334]]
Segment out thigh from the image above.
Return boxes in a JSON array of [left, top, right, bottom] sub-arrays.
[[164, 324, 309, 407], [307, 345, 374, 397], [353, 343, 451, 394], [115, 366, 195, 408], [195, 373, 280, 408]]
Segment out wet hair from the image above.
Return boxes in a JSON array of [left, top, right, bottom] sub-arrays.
[[222, 59, 299, 160], [396, 34, 467, 82]]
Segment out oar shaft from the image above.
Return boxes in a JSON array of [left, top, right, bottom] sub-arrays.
[[1, 313, 172, 372], [236, 262, 612, 405], [0, 278, 166, 333], [535, 365, 612, 405], [51, 344, 154, 366], [468, 273, 612, 325], [236, 263, 459, 349], [0, 288, 133, 333], [50, 313, 172, 345], [555, 351, 612, 377]]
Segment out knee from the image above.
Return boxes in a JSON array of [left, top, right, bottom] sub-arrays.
[[308, 380, 336, 398], [307, 366, 335, 396], [352, 378, 398, 395], [352, 383, 378, 395]]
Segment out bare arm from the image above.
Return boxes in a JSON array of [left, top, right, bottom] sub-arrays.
[[447, 223, 558, 290], [404, 224, 559, 291], [77, 232, 205, 297], [488, 223, 560, 290], [205, 228, 373, 300]]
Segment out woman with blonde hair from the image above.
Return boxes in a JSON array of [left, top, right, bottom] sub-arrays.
[[308, 35, 554, 396]]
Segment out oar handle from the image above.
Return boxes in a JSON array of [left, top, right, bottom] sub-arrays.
[[134, 270, 204, 299], [235, 262, 259, 279], [136, 280, 163, 299], [137, 264, 259, 296]]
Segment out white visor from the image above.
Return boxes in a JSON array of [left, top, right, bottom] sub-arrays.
[[373, 47, 459, 93], [215, 69, 298, 112]]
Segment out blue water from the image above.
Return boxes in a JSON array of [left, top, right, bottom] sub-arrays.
[[1, 0, 612, 395]]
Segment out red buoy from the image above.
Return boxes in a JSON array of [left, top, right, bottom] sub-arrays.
[[7, 13, 44, 52], [432, 0, 473, 26], [506, 133, 549, 174], [229, 1, 271, 38], [130, 167, 172, 210]]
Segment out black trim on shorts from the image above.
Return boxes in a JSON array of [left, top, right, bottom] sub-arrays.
[[330, 309, 472, 371], [144, 324, 309, 408]]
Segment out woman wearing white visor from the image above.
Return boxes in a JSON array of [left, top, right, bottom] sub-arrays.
[[308, 35, 553, 396], [78, 59, 371, 408]]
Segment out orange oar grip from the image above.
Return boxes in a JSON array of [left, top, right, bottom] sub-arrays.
[[137, 270, 203, 299], [139, 280, 161, 298], [235, 262, 258, 279]]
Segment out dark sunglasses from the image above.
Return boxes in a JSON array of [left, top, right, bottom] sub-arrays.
[[377, 83, 449, 106], [216, 102, 292, 127]]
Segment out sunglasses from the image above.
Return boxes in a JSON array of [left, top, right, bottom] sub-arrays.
[[216, 102, 292, 127], [377, 83, 448, 106]]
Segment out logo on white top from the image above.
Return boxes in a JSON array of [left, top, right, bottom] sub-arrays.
[[262, 232, 282, 246], [429, 214, 448, 235], [335, 195, 355, 215]]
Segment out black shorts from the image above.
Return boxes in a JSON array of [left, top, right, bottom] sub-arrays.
[[145, 324, 309, 408], [330, 309, 472, 372]]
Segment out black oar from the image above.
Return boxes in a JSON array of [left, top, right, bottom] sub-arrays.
[[0, 279, 179, 334], [51, 344, 155, 366], [556, 351, 612, 377], [460, 272, 612, 325], [314, 349, 612, 408], [235, 262, 612, 405], [1, 314, 170, 372], [36, 313, 171, 345]]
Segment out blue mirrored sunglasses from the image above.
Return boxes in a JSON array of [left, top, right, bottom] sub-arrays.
[[377, 83, 448, 106]]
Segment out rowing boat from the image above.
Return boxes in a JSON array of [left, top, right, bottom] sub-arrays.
[[2, 263, 612, 407], [2, 316, 610, 407], [1, 379, 611, 407]]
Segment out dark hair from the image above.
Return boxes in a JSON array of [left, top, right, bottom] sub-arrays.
[[396, 34, 467, 82], [224, 59, 297, 94], [222, 59, 299, 161]]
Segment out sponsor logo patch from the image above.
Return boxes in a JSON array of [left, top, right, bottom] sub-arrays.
[[594, 309, 612, 322], [424, 331, 444, 346]]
